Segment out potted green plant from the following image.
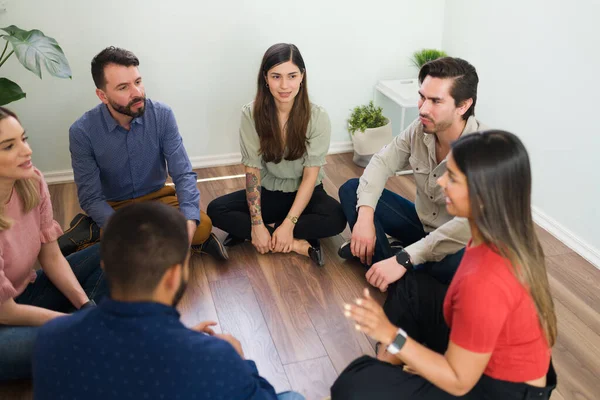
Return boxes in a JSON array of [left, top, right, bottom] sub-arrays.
[[0, 25, 71, 106], [348, 101, 391, 167], [410, 48, 447, 70]]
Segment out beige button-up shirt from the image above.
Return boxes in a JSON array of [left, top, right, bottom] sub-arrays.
[[357, 116, 487, 265]]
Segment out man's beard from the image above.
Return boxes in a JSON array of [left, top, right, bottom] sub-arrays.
[[420, 115, 452, 134], [172, 273, 188, 308], [109, 96, 147, 118]]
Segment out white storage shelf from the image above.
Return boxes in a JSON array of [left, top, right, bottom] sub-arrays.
[[375, 79, 420, 133], [374, 79, 420, 176]]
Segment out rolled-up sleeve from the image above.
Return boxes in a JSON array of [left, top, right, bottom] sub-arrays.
[[304, 108, 331, 167], [161, 106, 200, 223], [356, 124, 413, 210], [69, 124, 115, 228], [405, 217, 471, 265], [239, 106, 263, 169]]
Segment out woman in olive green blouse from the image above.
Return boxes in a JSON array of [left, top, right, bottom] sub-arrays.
[[207, 43, 346, 267]]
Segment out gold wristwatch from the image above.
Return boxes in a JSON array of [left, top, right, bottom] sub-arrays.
[[287, 215, 299, 224]]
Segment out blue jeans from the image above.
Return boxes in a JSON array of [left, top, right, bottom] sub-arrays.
[[338, 178, 464, 284], [277, 391, 305, 400], [0, 244, 107, 381]]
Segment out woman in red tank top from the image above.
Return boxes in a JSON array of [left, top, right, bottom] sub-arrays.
[[332, 130, 558, 400]]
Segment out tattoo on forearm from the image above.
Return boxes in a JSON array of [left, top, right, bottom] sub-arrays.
[[246, 172, 263, 225]]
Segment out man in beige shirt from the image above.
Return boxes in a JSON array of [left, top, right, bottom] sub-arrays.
[[338, 57, 486, 289]]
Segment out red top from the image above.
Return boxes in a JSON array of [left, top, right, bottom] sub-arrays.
[[443, 242, 551, 382]]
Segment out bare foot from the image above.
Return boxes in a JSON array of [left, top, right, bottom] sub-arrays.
[[292, 239, 310, 256]]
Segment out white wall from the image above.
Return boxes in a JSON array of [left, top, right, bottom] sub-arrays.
[[0, 0, 445, 173], [443, 0, 600, 263]]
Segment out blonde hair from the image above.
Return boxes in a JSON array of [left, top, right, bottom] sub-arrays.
[[0, 178, 41, 231], [0, 106, 42, 231]]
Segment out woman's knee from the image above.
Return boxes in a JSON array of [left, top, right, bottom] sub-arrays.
[[206, 197, 225, 221], [331, 356, 388, 399], [0, 326, 38, 381]]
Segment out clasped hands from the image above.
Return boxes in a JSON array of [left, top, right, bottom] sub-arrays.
[[251, 220, 294, 254]]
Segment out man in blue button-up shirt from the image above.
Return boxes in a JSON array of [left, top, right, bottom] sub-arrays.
[[33, 202, 304, 400], [66, 46, 227, 260]]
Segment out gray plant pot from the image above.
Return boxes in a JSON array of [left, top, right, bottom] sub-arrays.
[[352, 152, 373, 168]]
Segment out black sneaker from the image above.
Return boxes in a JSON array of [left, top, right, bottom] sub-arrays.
[[308, 246, 325, 267], [337, 239, 353, 260], [308, 240, 325, 267], [223, 234, 245, 247], [57, 214, 101, 257], [198, 233, 229, 261]]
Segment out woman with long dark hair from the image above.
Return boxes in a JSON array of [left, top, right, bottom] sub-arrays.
[[331, 130, 557, 399], [0, 107, 108, 380], [208, 43, 346, 266]]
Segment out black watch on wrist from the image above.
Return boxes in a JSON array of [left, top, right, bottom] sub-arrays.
[[395, 248, 413, 271]]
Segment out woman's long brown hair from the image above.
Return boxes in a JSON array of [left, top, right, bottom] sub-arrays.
[[452, 130, 557, 347], [253, 43, 311, 163]]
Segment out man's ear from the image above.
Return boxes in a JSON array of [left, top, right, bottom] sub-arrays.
[[96, 88, 109, 105], [163, 263, 183, 291], [456, 98, 474, 118]]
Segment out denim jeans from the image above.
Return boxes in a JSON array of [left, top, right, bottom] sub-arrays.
[[277, 391, 305, 400], [338, 178, 464, 284], [0, 244, 107, 381]]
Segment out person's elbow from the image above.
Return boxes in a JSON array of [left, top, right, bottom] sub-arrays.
[[446, 379, 476, 397]]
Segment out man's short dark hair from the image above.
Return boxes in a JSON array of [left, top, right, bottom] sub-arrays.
[[101, 202, 189, 296], [418, 57, 478, 120], [91, 46, 140, 89]]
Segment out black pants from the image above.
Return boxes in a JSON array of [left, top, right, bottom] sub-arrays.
[[206, 184, 347, 241], [331, 272, 557, 400]]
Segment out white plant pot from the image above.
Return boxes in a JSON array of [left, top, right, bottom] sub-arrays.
[[351, 119, 392, 167]]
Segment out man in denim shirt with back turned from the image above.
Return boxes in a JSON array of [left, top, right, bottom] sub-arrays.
[[338, 57, 487, 288], [34, 202, 304, 400], [61, 46, 227, 260]]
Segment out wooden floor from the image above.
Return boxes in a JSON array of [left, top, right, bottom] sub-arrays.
[[1, 153, 599, 399]]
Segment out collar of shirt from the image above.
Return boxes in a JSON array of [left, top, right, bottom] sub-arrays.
[[422, 115, 482, 162], [99, 297, 180, 318], [101, 104, 144, 132]]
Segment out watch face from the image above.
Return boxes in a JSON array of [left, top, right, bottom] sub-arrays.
[[396, 250, 411, 267]]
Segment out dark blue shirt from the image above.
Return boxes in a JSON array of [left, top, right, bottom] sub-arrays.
[[69, 99, 200, 227], [33, 299, 277, 400]]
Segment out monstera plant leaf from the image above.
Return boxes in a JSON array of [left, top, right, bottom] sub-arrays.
[[0, 77, 26, 106], [0, 25, 71, 105], [1, 25, 72, 79]]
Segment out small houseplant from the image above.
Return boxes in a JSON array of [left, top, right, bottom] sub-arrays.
[[410, 48, 447, 70], [0, 25, 72, 106], [348, 101, 391, 167]]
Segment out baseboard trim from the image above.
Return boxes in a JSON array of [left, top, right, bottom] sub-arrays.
[[42, 141, 355, 184], [532, 206, 600, 269], [189, 152, 242, 169], [328, 141, 353, 154], [43, 169, 75, 184]]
